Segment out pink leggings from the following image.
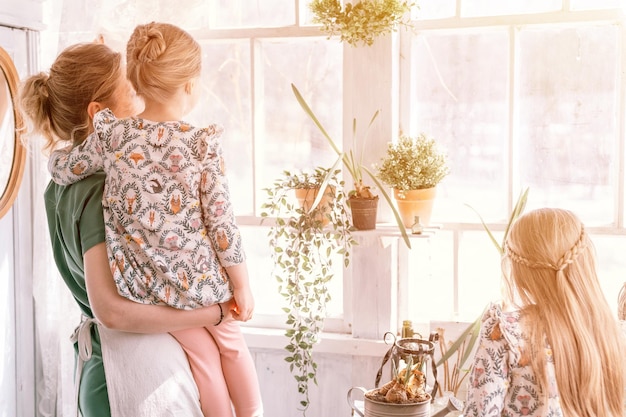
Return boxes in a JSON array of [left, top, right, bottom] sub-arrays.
[[170, 320, 263, 417]]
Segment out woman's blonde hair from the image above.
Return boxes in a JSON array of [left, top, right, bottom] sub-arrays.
[[503, 207, 625, 416], [17, 42, 123, 153], [126, 22, 201, 103]]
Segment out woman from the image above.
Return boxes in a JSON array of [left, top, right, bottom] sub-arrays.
[[19, 41, 237, 417], [46, 23, 263, 416], [463, 208, 625, 416]]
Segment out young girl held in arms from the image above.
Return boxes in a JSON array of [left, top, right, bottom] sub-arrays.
[[48, 23, 263, 417]]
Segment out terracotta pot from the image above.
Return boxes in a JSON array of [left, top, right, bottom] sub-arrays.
[[294, 186, 334, 226], [393, 187, 436, 227], [348, 196, 379, 230], [347, 387, 431, 417]]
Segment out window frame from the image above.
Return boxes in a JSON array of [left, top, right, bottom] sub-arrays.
[[188, 3, 626, 333]]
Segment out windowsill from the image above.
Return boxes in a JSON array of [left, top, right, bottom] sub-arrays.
[[239, 217, 440, 238], [352, 223, 441, 239], [241, 326, 391, 357]]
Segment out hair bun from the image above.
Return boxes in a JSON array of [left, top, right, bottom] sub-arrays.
[[135, 25, 167, 63], [34, 72, 50, 99]]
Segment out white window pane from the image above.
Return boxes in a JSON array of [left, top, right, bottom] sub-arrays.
[[209, 0, 296, 28], [406, 232, 455, 322], [517, 25, 619, 225], [410, 30, 509, 223], [415, 0, 457, 19], [257, 38, 342, 212], [458, 232, 502, 319], [190, 41, 254, 215], [592, 235, 626, 316], [570, 0, 626, 10], [461, 0, 561, 16], [88, 1, 210, 34], [242, 226, 344, 318], [241, 226, 281, 316]]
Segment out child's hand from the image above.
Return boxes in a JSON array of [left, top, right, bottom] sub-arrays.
[[231, 286, 255, 322], [221, 298, 237, 321]]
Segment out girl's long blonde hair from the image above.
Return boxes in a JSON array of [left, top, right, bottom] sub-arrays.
[[503, 208, 625, 416]]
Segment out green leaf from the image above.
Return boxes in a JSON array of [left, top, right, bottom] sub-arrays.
[[502, 187, 529, 248], [436, 306, 485, 368], [464, 203, 502, 254], [363, 166, 411, 249]]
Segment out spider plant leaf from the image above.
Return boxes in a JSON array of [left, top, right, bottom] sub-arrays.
[[348, 149, 360, 185], [464, 203, 503, 254], [502, 187, 529, 247], [292, 83, 355, 179], [363, 166, 411, 249], [356, 111, 379, 175], [308, 154, 343, 214], [435, 307, 484, 368]]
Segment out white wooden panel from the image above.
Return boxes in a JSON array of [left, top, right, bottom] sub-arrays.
[[351, 234, 398, 339], [0, 202, 17, 417], [343, 33, 400, 225], [250, 348, 386, 417], [0, 0, 44, 30], [0, 24, 34, 417]]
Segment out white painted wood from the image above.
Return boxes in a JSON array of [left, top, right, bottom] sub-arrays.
[[0, 24, 35, 417], [343, 32, 400, 225], [244, 327, 390, 357], [14, 153, 35, 417], [250, 348, 386, 417], [351, 234, 398, 340], [0, 0, 44, 30], [0, 195, 17, 417], [0, 40, 33, 389]]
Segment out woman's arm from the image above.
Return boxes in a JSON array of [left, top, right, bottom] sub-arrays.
[[84, 242, 231, 333]]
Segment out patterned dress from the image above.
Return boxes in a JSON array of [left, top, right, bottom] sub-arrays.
[[49, 109, 242, 310], [463, 303, 563, 417]]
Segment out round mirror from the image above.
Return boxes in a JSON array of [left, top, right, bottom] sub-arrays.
[[0, 47, 25, 219]]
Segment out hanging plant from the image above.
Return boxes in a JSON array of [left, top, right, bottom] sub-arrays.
[[309, 0, 413, 46], [261, 165, 356, 415]]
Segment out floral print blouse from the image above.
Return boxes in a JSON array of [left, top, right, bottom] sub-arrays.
[[48, 109, 242, 310], [463, 303, 563, 417]]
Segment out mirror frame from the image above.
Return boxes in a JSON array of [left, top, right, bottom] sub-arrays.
[[0, 47, 25, 219]]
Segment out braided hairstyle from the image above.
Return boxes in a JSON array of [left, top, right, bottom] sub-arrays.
[[503, 208, 625, 417]]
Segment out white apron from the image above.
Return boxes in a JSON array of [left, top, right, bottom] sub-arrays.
[[72, 316, 203, 417]]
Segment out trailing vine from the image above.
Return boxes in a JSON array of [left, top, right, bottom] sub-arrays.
[[261, 166, 356, 414]]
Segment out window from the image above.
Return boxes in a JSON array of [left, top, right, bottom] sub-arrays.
[[190, 1, 626, 327], [403, 2, 626, 322], [46, 0, 626, 332], [184, 2, 344, 323]]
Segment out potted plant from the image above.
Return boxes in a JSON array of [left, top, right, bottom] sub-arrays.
[[348, 354, 432, 417], [287, 166, 338, 226], [309, 0, 413, 47], [291, 83, 411, 248], [376, 133, 450, 227], [261, 165, 356, 414]]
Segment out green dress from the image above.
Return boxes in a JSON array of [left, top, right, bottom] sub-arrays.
[[44, 171, 111, 417]]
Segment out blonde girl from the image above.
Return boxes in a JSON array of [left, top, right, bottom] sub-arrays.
[[464, 207, 625, 417]]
